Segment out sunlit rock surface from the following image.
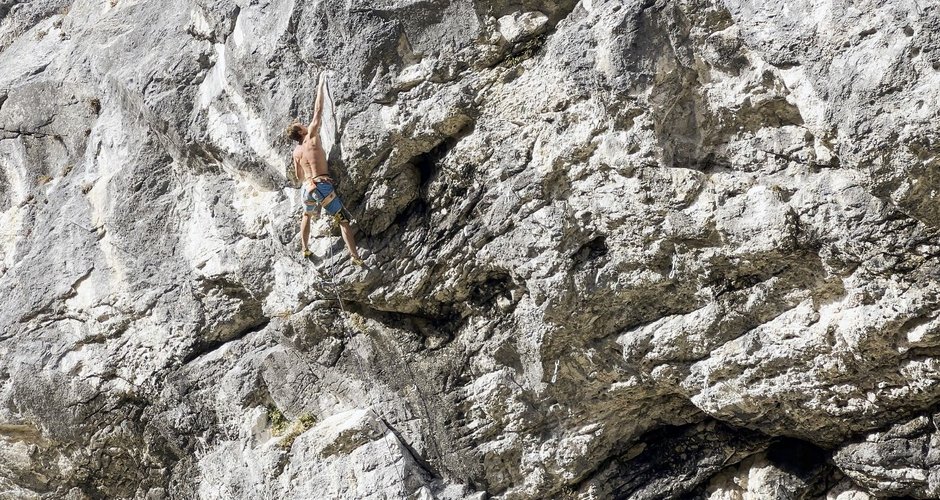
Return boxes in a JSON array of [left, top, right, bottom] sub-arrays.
[[2, 0, 940, 498]]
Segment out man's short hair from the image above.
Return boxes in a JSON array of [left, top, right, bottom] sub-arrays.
[[286, 122, 305, 142]]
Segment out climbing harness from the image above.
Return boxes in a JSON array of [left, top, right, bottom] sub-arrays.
[[305, 176, 353, 225]]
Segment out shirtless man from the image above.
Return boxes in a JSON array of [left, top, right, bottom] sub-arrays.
[[287, 78, 363, 265]]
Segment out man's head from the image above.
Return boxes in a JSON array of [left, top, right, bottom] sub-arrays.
[[286, 121, 306, 143]]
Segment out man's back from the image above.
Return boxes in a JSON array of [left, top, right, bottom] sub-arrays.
[[295, 135, 329, 180]]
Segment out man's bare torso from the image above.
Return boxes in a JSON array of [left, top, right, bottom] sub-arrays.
[[294, 135, 329, 183]]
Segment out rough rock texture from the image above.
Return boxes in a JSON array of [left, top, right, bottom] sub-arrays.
[[1, 0, 940, 498]]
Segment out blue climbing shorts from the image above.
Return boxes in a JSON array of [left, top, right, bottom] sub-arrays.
[[301, 178, 350, 222]]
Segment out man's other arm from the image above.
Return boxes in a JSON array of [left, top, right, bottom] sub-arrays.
[[293, 153, 304, 185]]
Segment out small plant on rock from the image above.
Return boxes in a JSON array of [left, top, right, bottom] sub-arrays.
[[278, 413, 317, 449], [267, 405, 288, 436], [267, 405, 316, 449], [278, 412, 316, 449], [273, 309, 293, 319]]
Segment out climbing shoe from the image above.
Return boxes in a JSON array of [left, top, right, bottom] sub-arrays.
[[302, 249, 313, 259]]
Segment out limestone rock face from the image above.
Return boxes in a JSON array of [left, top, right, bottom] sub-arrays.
[[833, 412, 940, 498], [1, 0, 940, 498]]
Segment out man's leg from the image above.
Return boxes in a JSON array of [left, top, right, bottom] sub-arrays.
[[300, 213, 312, 255], [339, 221, 362, 262]]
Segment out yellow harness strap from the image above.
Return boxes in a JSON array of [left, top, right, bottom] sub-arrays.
[[320, 191, 337, 207]]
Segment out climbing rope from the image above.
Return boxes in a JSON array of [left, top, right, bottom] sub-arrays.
[[277, 330, 408, 487], [299, 251, 411, 486], [280, 73, 437, 489], [380, 333, 447, 475], [345, 332, 410, 487]]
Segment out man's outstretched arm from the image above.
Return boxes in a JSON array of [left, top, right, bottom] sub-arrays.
[[306, 78, 326, 140]]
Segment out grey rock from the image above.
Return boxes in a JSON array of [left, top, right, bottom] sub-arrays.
[[1, 0, 939, 498], [702, 440, 835, 500], [833, 412, 940, 498]]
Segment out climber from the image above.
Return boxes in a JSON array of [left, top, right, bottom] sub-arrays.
[[287, 77, 364, 266]]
